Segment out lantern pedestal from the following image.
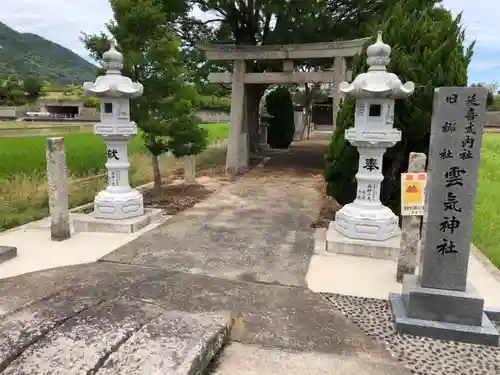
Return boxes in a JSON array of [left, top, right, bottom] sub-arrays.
[[326, 221, 401, 260], [334, 133, 401, 242], [326, 135, 402, 260], [94, 189, 144, 220], [73, 208, 163, 234], [93, 131, 143, 220]]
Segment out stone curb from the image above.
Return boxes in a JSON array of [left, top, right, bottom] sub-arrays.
[[484, 308, 500, 322], [313, 227, 327, 255], [0, 246, 17, 264], [470, 243, 500, 314], [315, 227, 500, 284], [96, 310, 234, 375], [175, 312, 234, 375], [313, 229, 500, 314], [470, 243, 500, 283]]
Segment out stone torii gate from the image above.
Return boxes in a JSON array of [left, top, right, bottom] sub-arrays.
[[197, 38, 368, 175]]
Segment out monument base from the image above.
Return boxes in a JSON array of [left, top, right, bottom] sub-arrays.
[[0, 245, 17, 264], [389, 275, 500, 346], [485, 308, 500, 322], [326, 221, 400, 260], [73, 208, 163, 234]]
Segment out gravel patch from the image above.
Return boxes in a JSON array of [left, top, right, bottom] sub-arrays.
[[323, 293, 500, 375]]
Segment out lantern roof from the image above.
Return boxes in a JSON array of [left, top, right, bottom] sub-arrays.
[[83, 41, 143, 99], [339, 32, 414, 99]]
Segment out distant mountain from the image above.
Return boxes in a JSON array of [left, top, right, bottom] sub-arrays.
[[0, 21, 97, 85]]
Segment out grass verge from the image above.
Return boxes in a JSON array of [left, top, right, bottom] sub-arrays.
[[0, 144, 227, 231], [472, 134, 500, 268]]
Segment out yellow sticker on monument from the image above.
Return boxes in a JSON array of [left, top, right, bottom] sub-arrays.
[[401, 173, 427, 216]]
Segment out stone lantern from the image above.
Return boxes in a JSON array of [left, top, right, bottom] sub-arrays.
[[83, 42, 144, 220], [334, 32, 415, 242]]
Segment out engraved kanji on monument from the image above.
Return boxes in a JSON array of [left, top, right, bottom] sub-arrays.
[[420, 87, 486, 291]]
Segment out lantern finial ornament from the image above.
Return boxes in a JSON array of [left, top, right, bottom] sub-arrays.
[[102, 40, 124, 72], [366, 31, 391, 71]]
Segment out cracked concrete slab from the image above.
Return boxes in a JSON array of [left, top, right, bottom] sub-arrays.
[[0, 291, 102, 372], [0, 262, 174, 317], [0, 268, 397, 373], [97, 311, 232, 375], [2, 299, 164, 375], [209, 342, 410, 375], [122, 272, 393, 357]]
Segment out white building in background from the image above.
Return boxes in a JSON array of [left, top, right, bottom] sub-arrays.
[[484, 84, 498, 95], [472, 82, 498, 95]]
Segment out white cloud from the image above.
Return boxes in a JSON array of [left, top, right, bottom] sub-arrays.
[[442, 0, 500, 83], [442, 0, 500, 49], [469, 60, 500, 71]]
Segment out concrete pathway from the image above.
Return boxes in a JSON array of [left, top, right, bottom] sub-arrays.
[[102, 140, 326, 286], [0, 137, 410, 374], [0, 214, 169, 279], [308, 227, 500, 310]]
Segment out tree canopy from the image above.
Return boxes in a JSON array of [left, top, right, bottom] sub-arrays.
[[324, 0, 472, 214], [81, 0, 207, 189], [168, 0, 396, 152], [0, 75, 46, 106]]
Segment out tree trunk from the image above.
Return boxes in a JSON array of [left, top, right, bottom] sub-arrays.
[[304, 84, 312, 140], [246, 85, 267, 154], [306, 109, 311, 139], [151, 153, 162, 190], [147, 134, 162, 190]]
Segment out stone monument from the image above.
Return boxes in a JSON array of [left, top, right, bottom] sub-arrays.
[[183, 154, 196, 184], [396, 152, 427, 282], [73, 42, 162, 233], [326, 32, 415, 260], [46, 137, 70, 241], [390, 86, 500, 346]]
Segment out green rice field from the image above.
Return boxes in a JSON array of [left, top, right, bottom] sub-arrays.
[[0, 123, 228, 178], [472, 134, 500, 269]]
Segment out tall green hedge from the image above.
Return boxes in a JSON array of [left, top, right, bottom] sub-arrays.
[[198, 95, 230, 112], [324, 1, 472, 214], [265, 86, 295, 149], [487, 91, 494, 107]]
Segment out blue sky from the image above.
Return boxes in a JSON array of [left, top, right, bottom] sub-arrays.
[[0, 0, 498, 86]]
